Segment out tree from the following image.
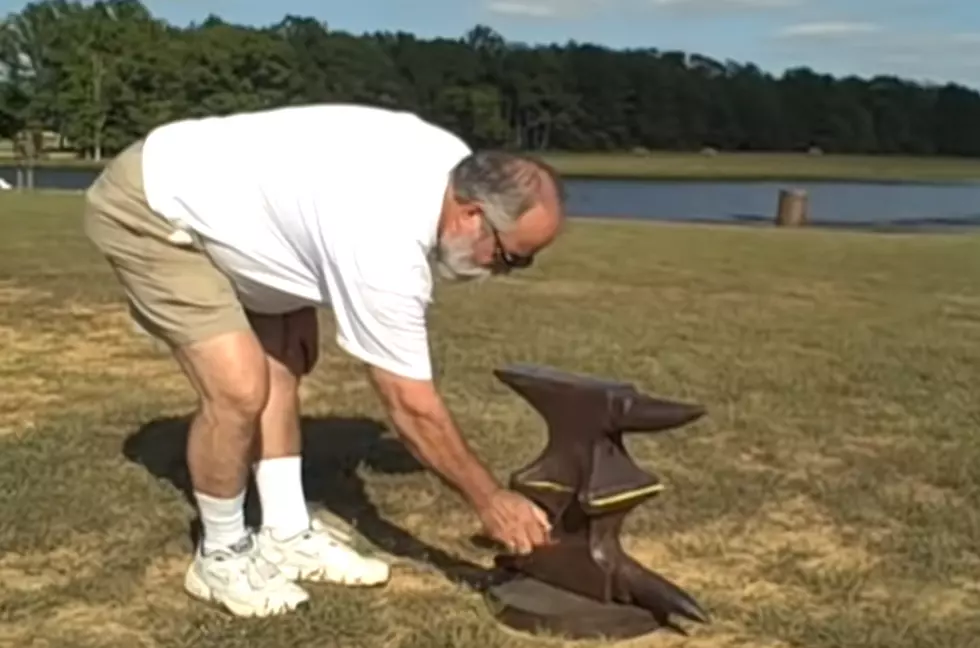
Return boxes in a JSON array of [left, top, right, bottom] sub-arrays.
[[2, 0, 978, 158]]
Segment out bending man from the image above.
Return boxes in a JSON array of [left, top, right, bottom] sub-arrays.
[[83, 103, 564, 617]]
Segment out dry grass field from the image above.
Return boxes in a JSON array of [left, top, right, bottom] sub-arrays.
[[1, 192, 979, 648], [538, 151, 980, 182]]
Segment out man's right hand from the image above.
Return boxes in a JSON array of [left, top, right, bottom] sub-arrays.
[[477, 489, 554, 555]]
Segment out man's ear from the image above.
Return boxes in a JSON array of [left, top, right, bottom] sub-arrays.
[[458, 202, 486, 235], [458, 201, 482, 219]]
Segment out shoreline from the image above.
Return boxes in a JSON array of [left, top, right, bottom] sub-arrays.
[[4, 189, 979, 236], [2, 151, 980, 183]]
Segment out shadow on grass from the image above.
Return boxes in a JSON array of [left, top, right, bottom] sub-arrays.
[[121, 414, 495, 591]]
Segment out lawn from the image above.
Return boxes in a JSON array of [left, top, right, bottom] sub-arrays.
[[539, 152, 980, 182], [1, 192, 979, 648]]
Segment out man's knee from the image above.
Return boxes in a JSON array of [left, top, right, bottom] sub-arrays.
[[179, 331, 271, 424], [205, 369, 269, 423]]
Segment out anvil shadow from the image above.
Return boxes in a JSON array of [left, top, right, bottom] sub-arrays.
[[121, 414, 494, 590]]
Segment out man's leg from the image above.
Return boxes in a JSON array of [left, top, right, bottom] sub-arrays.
[[82, 142, 308, 617], [247, 309, 391, 586], [172, 331, 269, 546], [248, 308, 313, 538]]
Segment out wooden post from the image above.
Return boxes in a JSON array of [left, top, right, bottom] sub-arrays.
[[14, 135, 24, 191], [14, 128, 41, 191], [775, 189, 808, 227]]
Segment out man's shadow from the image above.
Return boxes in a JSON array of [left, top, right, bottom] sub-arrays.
[[122, 415, 497, 591]]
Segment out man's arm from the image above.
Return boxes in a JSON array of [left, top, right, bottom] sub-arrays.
[[366, 364, 502, 510], [322, 251, 548, 548]]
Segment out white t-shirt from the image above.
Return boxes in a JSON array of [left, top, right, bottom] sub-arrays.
[[140, 103, 472, 381]]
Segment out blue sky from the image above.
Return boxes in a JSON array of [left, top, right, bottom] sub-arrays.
[[4, 0, 979, 88]]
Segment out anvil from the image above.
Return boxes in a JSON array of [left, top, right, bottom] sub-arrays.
[[484, 364, 711, 640]]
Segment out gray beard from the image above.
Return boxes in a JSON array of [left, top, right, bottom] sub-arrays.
[[431, 234, 492, 283]]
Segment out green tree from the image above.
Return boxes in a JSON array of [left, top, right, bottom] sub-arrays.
[[2, 0, 978, 158]]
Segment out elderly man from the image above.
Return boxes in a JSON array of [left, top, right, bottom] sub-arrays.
[[82, 103, 564, 617]]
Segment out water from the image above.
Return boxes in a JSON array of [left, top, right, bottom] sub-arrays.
[[2, 166, 978, 232], [567, 178, 980, 231]]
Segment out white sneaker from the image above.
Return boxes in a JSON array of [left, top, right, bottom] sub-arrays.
[[256, 518, 391, 587], [183, 534, 310, 617]]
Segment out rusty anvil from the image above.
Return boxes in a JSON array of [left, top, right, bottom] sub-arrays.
[[484, 364, 711, 640]]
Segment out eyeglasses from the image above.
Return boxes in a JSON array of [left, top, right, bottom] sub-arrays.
[[484, 217, 534, 271]]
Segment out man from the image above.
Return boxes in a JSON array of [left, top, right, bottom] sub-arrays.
[[82, 103, 565, 618]]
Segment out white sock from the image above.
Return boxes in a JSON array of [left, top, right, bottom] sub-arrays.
[[196, 490, 247, 554], [253, 456, 310, 539]]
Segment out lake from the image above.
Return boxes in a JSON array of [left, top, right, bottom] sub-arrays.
[[2, 166, 979, 232]]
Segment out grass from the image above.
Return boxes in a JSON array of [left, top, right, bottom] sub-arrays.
[[2, 193, 980, 648], [539, 152, 980, 182], [2, 138, 980, 182]]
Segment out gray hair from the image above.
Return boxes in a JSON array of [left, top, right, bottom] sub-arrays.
[[449, 151, 565, 232]]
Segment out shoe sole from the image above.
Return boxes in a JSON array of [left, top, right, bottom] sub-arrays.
[[184, 567, 309, 618], [279, 563, 392, 587]]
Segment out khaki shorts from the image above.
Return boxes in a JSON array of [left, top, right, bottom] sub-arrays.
[[83, 140, 319, 373]]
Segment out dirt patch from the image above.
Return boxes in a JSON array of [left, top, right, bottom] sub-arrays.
[[133, 554, 198, 617], [0, 533, 107, 593], [780, 448, 846, 481], [861, 581, 979, 621], [2, 552, 193, 647], [614, 632, 794, 648], [881, 476, 966, 508], [746, 495, 878, 571], [624, 534, 817, 612], [44, 602, 158, 647], [624, 495, 878, 621], [0, 302, 192, 434], [913, 586, 977, 620], [0, 535, 166, 647], [493, 276, 633, 298], [0, 279, 52, 305], [385, 567, 460, 595], [839, 432, 917, 459]]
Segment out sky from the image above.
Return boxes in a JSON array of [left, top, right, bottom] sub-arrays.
[[3, 0, 979, 89]]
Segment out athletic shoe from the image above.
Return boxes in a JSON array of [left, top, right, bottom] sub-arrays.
[[183, 533, 310, 617], [256, 518, 391, 586]]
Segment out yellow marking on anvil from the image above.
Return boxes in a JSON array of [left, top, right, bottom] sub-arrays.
[[588, 483, 664, 507], [516, 481, 665, 506], [520, 480, 575, 493]]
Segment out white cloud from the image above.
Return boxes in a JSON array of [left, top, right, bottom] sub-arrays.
[[951, 32, 980, 45], [770, 25, 980, 87], [486, 2, 556, 17], [486, 0, 617, 18], [486, 0, 799, 19], [651, 0, 802, 9], [481, 0, 980, 87], [776, 21, 882, 39]]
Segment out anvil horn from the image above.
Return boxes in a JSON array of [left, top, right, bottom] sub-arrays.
[[613, 391, 706, 433]]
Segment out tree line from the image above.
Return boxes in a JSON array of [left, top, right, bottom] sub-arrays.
[[2, 0, 979, 161]]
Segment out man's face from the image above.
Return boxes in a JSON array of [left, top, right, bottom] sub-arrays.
[[434, 175, 564, 283], [432, 209, 547, 283]]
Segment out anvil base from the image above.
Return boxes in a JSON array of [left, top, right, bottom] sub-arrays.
[[485, 575, 667, 640]]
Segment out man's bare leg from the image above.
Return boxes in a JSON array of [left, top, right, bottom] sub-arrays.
[[177, 330, 268, 502], [247, 309, 391, 586], [252, 339, 311, 539], [172, 329, 311, 616]]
